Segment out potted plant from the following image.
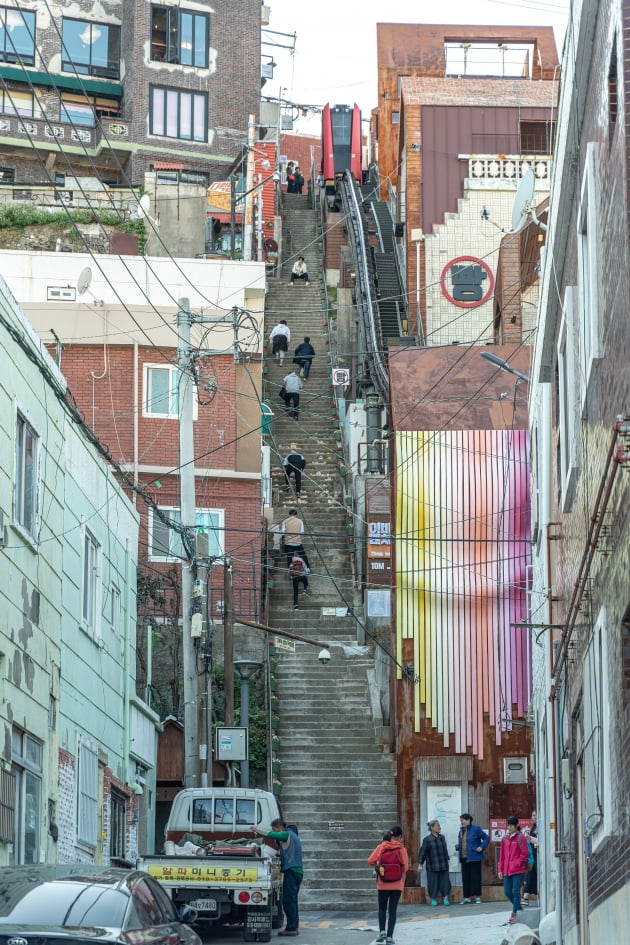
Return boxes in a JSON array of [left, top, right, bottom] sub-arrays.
[[271, 715, 280, 730], [272, 779, 282, 795]]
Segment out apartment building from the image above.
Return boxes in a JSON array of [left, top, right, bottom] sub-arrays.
[[0, 0, 262, 188]]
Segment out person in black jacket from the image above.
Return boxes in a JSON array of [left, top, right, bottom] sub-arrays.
[[418, 820, 451, 906], [455, 813, 490, 903], [283, 445, 306, 496], [293, 336, 316, 379]]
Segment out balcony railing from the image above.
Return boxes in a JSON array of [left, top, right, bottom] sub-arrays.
[[0, 112, 131, 151], [465, 154, 552, 183]]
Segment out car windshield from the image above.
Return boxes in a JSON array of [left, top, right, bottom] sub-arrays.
[[0, 880, 129, 927]]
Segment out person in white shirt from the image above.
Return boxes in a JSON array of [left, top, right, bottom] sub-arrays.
[[269, 319, 291, 364], [290, 257, 309, 286], [282, 370, 302, 419]]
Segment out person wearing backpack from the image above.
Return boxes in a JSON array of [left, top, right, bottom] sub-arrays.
[[367, 825, 409, 944], [497, 815, 531, 924], [289, 555, 310, 609]]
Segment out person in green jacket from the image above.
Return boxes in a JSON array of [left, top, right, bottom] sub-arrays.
[[253, 818, 303, 936]]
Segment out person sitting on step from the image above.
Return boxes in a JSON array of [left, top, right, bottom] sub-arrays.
[[290, 257, 309, 286]]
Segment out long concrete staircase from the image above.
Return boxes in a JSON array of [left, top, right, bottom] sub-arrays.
[[263, 191, 399, 910]]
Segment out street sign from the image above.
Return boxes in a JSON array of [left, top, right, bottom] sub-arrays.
[[332, 368, 350, 385]]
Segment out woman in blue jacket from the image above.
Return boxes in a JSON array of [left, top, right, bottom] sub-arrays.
[[455, 813, 490, 903]]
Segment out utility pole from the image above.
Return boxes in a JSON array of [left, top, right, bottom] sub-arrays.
[[177, 298, 199, 788], [224, 559, 234, 726], [243, 113, 256, 261]]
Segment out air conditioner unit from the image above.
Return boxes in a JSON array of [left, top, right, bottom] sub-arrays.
[[503, 757, 528, 783]]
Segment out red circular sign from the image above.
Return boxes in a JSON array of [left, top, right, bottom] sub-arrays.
[[440, 255, 495, 308]]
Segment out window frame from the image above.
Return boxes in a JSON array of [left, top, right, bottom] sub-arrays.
[[109, 787, 126, 860], [557, 286, 579, 511], [142, 363, 198, 419], [148, 506, 224, 562], [82, 526, 101, 638], [10, 729, 42, 865], [0, 6, 36, 66], [14, 409, 39, 542], [577, 143, 602, 416], [580, 608, 612, 852], [61, 17, 121, 79], [150, 5, 209, 68], [77, 739, 98, 848], [149, 85, 207, 142], [0, 87, 34, 116]]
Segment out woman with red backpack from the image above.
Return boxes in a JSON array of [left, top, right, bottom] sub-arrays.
[[289, 555, 310, 609], [367, 826, 409, 944]]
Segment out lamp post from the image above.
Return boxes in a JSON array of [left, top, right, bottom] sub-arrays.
[[234, 659, 263, 788], [230, 171, 280, 260], [480, 350, 530, 383]]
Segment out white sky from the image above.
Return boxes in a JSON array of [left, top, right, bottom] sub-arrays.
[[262, 0, 569, 135]]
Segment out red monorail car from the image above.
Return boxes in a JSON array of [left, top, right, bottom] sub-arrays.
[[321, 103, 362, 190]]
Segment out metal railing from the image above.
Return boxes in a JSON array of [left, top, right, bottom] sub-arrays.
[[340, 172, 389, 401]]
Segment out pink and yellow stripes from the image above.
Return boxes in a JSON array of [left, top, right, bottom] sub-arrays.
[[395, 429, 531, 759]]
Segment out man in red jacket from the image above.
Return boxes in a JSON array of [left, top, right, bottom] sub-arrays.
[[497, 816, 530, 924]]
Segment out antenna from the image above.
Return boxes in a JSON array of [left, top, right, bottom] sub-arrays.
[[511, 168, 536, 232], [77, 266, 92, 295], [76, 266, 104, 306], [481, 168, 547, 233]]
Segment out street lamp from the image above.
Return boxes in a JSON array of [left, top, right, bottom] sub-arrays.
[[234, 659, 263, 788], [230, 171, 280, 260], [480, 350, 530, 383]]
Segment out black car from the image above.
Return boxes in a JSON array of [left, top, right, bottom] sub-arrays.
[[0, 865, 202, 945]]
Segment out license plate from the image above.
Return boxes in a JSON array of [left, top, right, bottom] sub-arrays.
[[189, 899, 217, 911]]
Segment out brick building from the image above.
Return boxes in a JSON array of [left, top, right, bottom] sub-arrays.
[[529, 1, 630, 941], [374, 23, 558, 341], [4, 250, 267, 728], [0, 0, 263, 187]]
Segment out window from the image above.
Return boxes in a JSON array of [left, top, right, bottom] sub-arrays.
[[577, 143, 602, 414], [0, 767, 16, 844], [0, 7, 35, 65], [60, 92, 120, 126], [77, 739, 98, 847], [82, 528, 100, 635], [391, 111, 400, 124], [61, 18, 120, 78], [14, 412, 38, 538], [520, 120, 555, 154], [0, 166, 15, 184], [10, 729, 42, 864], [143, 363, 198, 419], [609, 40, 618, 148], [0, 88, 33, 116], [151, 6, 209, 68], [581, 609, 612, 851], [557, 287, 579, 510], [149, 507, 224, 562], [150, 86, 207, 142], [110, 788, 126, 859], [111, 584, 121, 635]]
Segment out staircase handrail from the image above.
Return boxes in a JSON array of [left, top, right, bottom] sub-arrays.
[[340, 173, 390, 400]]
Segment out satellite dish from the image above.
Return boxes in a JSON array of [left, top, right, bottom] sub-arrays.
[[77, 266, 92, 295], [511, 169, 536, 233], [139, 194, 151, 213]]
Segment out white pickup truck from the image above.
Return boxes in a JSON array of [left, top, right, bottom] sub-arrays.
[[138, 788, 284, 942]]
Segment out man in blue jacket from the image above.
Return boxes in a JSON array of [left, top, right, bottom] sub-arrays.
[[455, 813, 489, 904], [254, 818, 303, 936]]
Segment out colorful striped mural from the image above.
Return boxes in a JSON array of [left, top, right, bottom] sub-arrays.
[[395, 429, 531, 759]]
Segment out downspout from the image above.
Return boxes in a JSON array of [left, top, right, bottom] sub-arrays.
[[133, 342, 139, 504]]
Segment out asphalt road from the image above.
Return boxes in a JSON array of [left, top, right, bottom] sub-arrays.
[[198, 900, 537, 945]]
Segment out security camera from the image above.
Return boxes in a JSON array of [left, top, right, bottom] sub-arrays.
[[318, 648, 331, 664]]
